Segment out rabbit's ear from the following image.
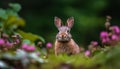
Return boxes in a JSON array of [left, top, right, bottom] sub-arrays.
[[54, 16, 62, 28], [66, 17, 74, 28]]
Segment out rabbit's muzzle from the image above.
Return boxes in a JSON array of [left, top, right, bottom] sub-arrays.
[[56, 32, 71, 42]]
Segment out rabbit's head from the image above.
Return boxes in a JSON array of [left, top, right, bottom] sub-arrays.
[[54, 17, 74, 42]]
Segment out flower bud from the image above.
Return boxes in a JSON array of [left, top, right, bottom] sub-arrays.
[[91, 41, 98, 46], [27, 46, 36, 51], [0, 39, 5, 46], [111, 34, 118, 40], [46, 42, 52, 48], [100, 31, 109, 39], [85, 50, 91, 57], [22, 44, 28, 49]]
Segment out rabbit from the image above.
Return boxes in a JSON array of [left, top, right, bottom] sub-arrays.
[[54, 17, 80, 56]]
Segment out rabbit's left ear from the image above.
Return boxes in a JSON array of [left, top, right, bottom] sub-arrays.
[[54, 16, 62, 28], [66, 17, 74, 28]]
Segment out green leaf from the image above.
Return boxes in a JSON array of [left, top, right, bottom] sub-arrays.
[[9, 3, 21, 12], [0, 9, 8, 20], [6, 9, 18, 16], [22, 39, 31, 44], [4, 16, 25, 30], [17, 30, 45, 43], [0, 22, 3, 28]]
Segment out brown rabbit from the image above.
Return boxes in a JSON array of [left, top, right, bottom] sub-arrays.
[[54, 17, 80, 55]]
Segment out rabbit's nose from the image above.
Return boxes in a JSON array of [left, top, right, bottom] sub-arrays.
[[61, 34, 67, 38]]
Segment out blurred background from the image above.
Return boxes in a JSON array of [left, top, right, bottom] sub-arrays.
[[0, 0, 120, 46]]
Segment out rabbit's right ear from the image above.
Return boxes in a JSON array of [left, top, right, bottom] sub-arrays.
[[54, 17, 62, 28], [66, 17, 74, 28]]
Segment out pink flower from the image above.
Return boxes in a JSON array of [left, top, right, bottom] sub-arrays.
[[85, 50, 91, 57], [102, 38, 110, 43], [0, 39, 5, 46], [111, 34, 118, 40], [16, 39, 20, 44], [111, 26, 120, 34], [21, 44, 28, 49], [27, 46, 36, 51], [100, 31, 111, 44], [100, 31, 109, 39], [91, 41, 98, 46], [22, 44, 36, 52], [46, 42, 52, 48], [6, 41, 13, 47]]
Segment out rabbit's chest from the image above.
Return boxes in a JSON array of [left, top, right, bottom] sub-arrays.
[[55, 39, 78, 55], [55, 42, 74, 54], [58, 45, 72, 52]]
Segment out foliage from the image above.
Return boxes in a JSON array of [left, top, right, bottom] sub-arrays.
[[0, 3, 45, 44], [41, 45, 120, 69], [0, 3, 46, 69]]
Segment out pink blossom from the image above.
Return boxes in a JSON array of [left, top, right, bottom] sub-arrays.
[[102, 38, 110, 43], [0, 39, 5, 46], [46, 42, 52, 48], [16, 39, 20, 44], [111, 34, 118, 40], [27, 46, 36, 51], [85, 50, 91, 57], [111, 26, 120, 34], [91, 41, 98, 46], [6, 41, 13, 47], [21, 44, 28, 49], [100, 31, 109, 39]]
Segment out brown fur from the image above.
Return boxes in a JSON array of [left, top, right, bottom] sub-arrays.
[[54, 17, 80, 55], [55, 39, 80, 55]]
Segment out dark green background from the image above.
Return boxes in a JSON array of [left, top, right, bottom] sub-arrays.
[[1, 0, 120, 46]]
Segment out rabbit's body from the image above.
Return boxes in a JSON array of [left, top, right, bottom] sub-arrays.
[[55, 39, 80, 55], [54, 17, 80, 55]]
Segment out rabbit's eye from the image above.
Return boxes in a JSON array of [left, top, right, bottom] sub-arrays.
[[67, 30, 70, 33]]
